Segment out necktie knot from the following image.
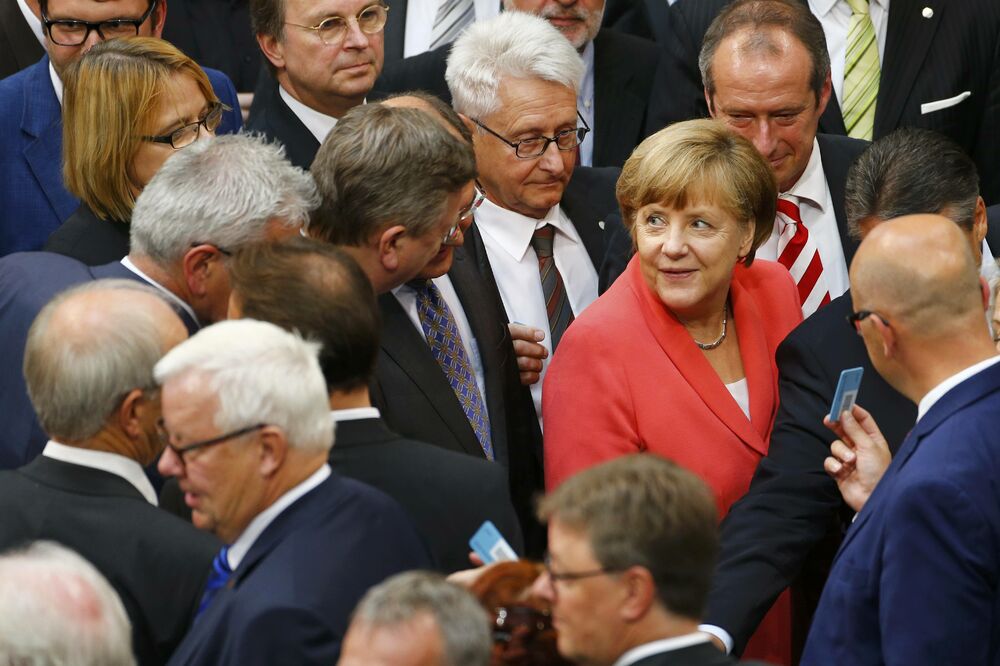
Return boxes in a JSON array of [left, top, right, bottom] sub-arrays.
[[776, 197, 803, 225], [846, 0, 870, 15], [531, 225, 556, 259]]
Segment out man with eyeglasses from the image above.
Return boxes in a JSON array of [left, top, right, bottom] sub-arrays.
[[0, 279, 221, 666], [445, 12, 622, 434], [247, 0, 387, 169], [157, 319, 430, 666], [0, 0, 243, 256]]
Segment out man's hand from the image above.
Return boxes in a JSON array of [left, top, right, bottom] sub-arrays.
[[823, 404, 892, 512], [508, 323, 547, 386]]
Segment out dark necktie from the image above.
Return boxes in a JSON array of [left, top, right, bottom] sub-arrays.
[[411, 280, 494, 459], [195, 546, 232, 621], [531, 224, 575, 351]]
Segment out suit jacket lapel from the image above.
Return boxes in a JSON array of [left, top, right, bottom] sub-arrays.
[[626, 259, 769, 456], [875, 0, 942, 135], [377, 292, 487, 458], [561, 177, 605, 270], [592, 31, 644, 168], [383, 0, 406, 63], [21, 57, 78, 222], [816, 135, 858, 267]]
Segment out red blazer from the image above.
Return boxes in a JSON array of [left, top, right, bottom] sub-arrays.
[[543, 255, 802, 516]]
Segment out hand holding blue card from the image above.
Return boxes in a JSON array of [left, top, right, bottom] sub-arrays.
[[829, 367, 864, 423], [469, 520, 518, 564]]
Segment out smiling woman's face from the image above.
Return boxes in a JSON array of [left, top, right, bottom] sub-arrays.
[[634, 200, 753, 321]]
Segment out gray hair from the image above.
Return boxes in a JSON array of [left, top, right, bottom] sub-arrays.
[[24, 279, 179, 442], [130, 134, 320, 264], [310, 104, 476, 246], [351, 571, 491, 666], [445, 12, 584, 119], [153, 319, 333, 451], [0, 541, 135, 666], [845, 127, 981, 239]]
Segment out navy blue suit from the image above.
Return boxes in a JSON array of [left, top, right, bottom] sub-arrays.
[[166, 472, 432, 665], [0, 253, 199, 469], [802, 360, 1000, 665], [0, 56, 242, 256]]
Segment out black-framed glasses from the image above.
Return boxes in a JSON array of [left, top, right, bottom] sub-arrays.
[[442, 187, 485, 245], [472, 113, 591, 159], [142, 102, 224, 150], [42, 0, 158, 46], [157, 420, 266, 463], [542, 554, 620, 583], [846, 309, 888, 333], [285, 3, 388, 45]]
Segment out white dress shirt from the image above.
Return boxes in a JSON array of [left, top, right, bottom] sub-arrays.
[[16, 0, 45, 48], [756, 138, 851, 302], [278, 85, 341, 144], [474, 198, 599, 426], [578, 40, 595, 168], [120, 256, 200, 327], [402, 0, 499, 57], [392, 274, 487, 406], [42, 440, 158, 505], [49, 62, 63, 105], [330, 407, 381, 423], [809, 0, 889, 105], [917, 355, 1000, 422], [227, 463, 331, 569], [613, 634, 712, 666]]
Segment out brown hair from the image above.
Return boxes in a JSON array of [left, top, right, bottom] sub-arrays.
[[62, 37, 218, 223], [616, 119, 776, 265]]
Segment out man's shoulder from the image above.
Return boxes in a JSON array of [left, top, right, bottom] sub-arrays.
[[594, 28, 659, 62], [0, 252, 92, 308], [0, 57, 44, 100], [816, 133, 870, 165]]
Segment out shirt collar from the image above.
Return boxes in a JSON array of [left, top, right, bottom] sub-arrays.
[[782, 138, 826, 211], [917, 355, 1000, 421], [42, 440, 158, 506], [49, 61, 63, 106], [16, 0, 45, 47], [330, 407, 381, 423], [278, 85, 344, 144], [227, 463, 332, 569], [120, 256, 200, 327], [612, 634, 711, 666], [810, 0, 887, 16], [474, 197, 576, 262]]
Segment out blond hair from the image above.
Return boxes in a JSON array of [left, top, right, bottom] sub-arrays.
[[62, 37, 219, 223], [616, 119, 777, 265]]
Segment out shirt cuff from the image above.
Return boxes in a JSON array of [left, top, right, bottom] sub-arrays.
[[697, 624, 733, 654]]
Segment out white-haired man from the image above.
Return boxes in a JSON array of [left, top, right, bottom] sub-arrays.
[[159, 320, 431, 666], [0, 281, 220, 666], [445, 12, 621, 431], [0, 541, 136, 666], [0, 134, 318, 469]]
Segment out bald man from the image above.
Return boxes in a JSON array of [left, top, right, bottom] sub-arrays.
[[800, 215, 1000, 665]]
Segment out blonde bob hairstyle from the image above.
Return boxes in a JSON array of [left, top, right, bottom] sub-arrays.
[[616, 119, 777, 266], [62, 37, 219, 223]]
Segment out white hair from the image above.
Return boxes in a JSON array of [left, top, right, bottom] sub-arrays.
[[445, 12, 585, 119], [0, 541, 135, 666], [129, 134, 320, 265], [153, 319, 333, 451]]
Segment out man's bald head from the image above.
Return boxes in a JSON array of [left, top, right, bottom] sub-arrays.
[[382, 92, 473, 144], [24, 280, 187, 444], [851, 215, 983, 341]]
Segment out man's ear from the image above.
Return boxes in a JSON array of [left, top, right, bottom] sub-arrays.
[[151, 0, 168, 37], [182, 245, 225, 299], [871, 314, 896, 359], [257, 426, 289, 478], [115, 388, 148, 440], [972, 196, 988, 247], [816, 72, 833, 116], [258, 33, 285, 70], [980, 276, 991, 312], [377, 225, 408, 273], [618, 566, 657, 623], [704, 88, 716, 117]]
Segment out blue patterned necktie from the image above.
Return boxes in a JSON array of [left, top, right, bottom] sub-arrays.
[[411, 280, 494, 460], [194, 546, 232, 621]]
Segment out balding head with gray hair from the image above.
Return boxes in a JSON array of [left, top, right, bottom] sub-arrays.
[[23, 280, 187, 459], [445, 12, 584, 119], [340, 571, 491, 666], [0, 541, 135, 666], [129, 134, 319, 265]]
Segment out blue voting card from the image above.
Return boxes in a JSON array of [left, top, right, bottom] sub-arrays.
[[469, 520, 518, 564], [829, 367, 864, 423]]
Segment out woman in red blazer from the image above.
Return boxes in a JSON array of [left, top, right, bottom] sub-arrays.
[[542, 120, 802, 665]]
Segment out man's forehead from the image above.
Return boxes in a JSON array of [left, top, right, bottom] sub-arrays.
[[45, 0, 150, 18]]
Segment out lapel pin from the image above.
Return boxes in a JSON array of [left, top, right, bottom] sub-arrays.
[[922, 6, 933, 18], [598, 220, 606, 230]]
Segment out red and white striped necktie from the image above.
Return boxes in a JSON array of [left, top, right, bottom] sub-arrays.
[[776, 197, 831, 315]]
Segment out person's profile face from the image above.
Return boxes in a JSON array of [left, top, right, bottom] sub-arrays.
[[44, 0, 161, 77], [707, 29, 828, 193], [415, 181, 478, 280]]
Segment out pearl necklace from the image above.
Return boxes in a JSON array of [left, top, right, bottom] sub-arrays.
[[694, 303, 728, 351]]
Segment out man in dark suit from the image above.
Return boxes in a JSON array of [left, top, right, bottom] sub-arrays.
[[246, 0, 386, 168], [0, 0, 44, 79], [531, 455, 766, 666], [158, 320, 431, 665], [0, 281, 220, 666], [375, 0, 664, 169], [0, 0, 242, 257], [601, 0, 671, 45], [702, 128, 997, 658], [660, 0, 1000, 204], [0, 134, 316, 469], [225, 238, 526, 573], [800, 215, 1000, 664]]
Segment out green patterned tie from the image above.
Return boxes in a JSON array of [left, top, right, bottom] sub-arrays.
[[842, 0, 880, 140]]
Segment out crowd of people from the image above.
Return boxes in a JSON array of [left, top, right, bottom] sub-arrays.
[[0, 0, 998, 664]]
